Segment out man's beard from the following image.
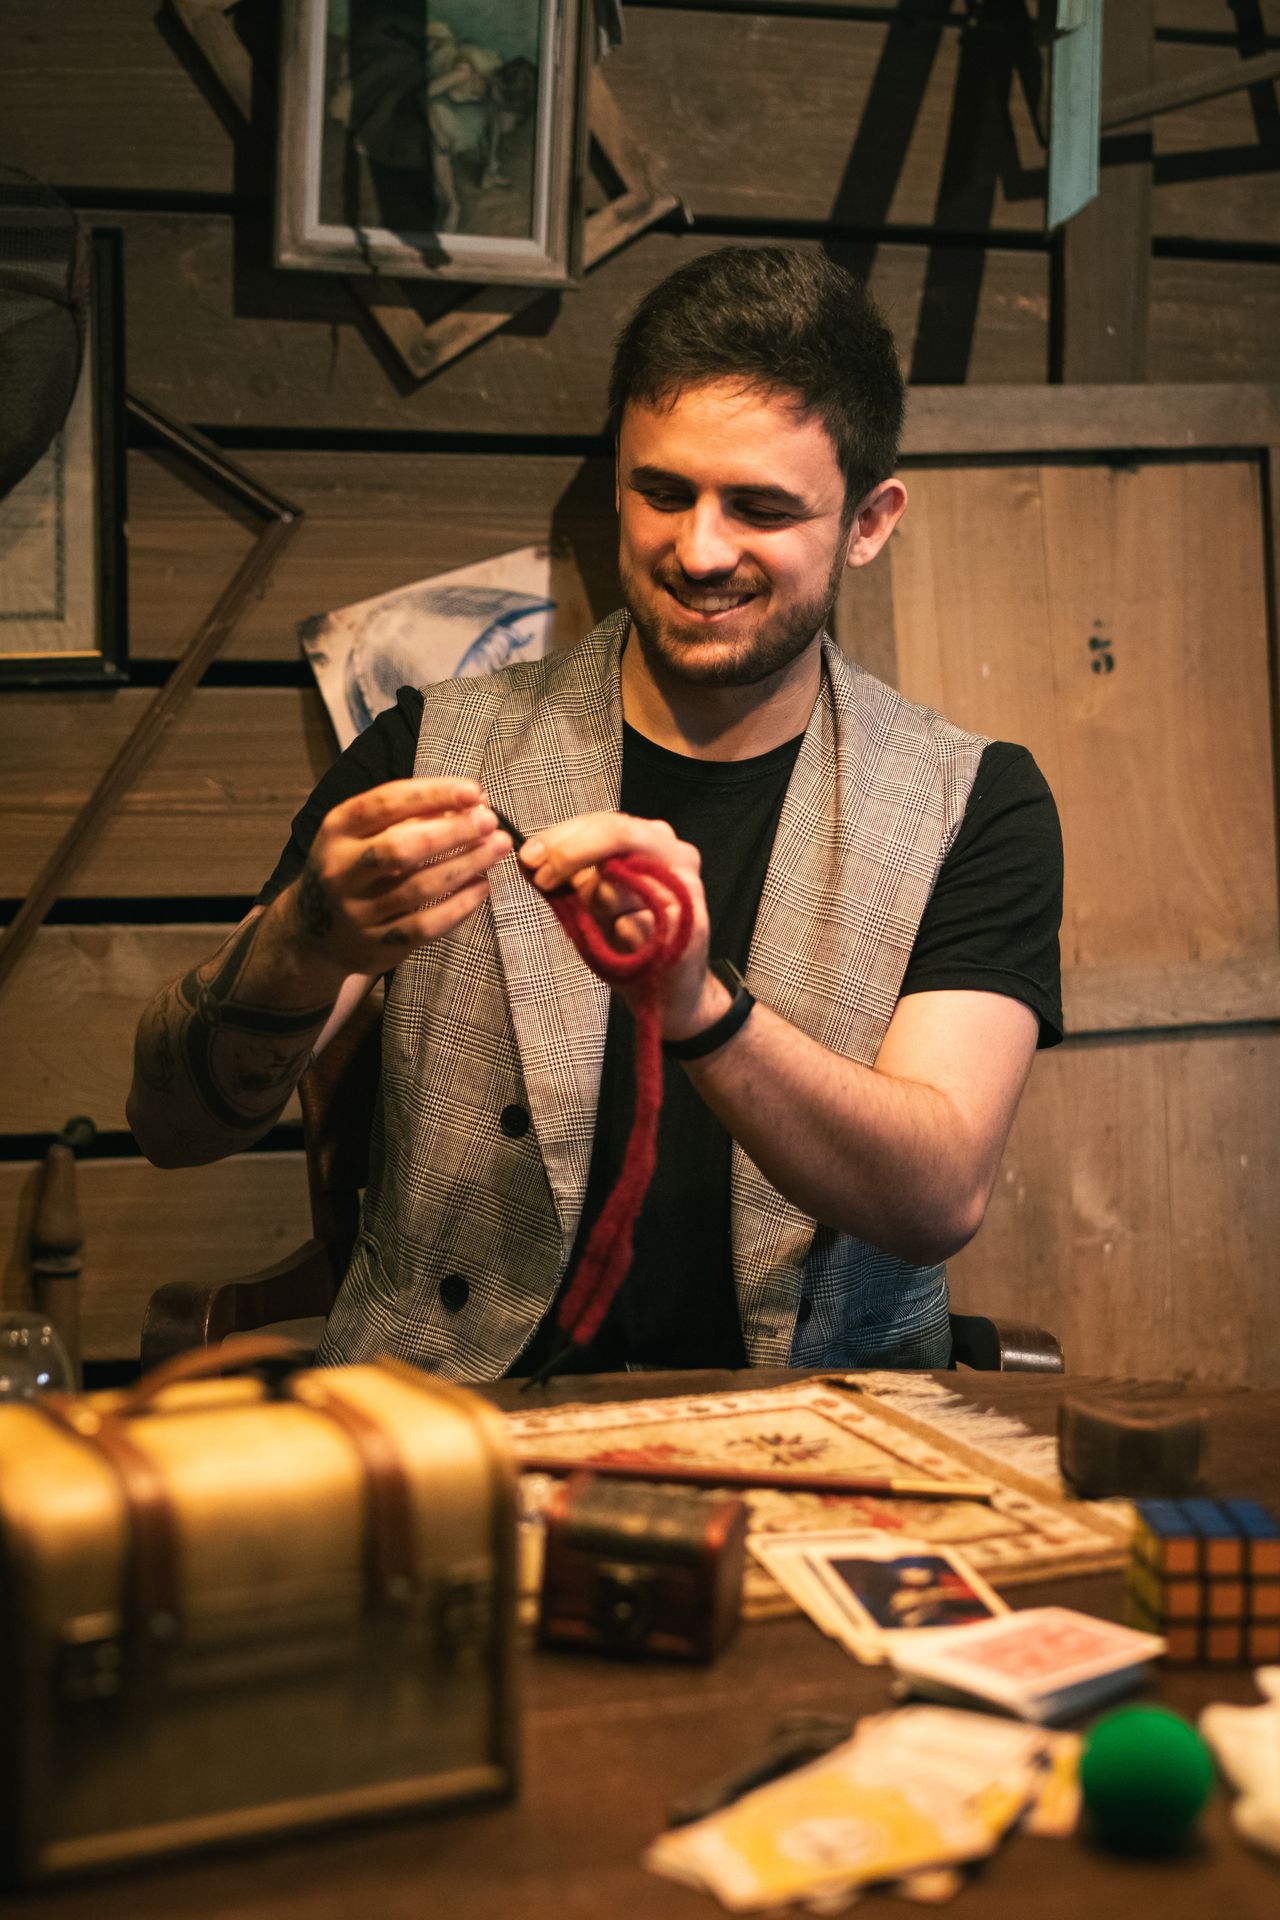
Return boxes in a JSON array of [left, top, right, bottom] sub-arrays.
[[620, 540, 848, 690]]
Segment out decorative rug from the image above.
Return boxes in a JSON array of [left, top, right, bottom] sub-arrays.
[[507, 1376, 1131, 1618]]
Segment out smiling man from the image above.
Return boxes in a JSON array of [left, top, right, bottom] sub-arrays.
[[129, 247, 1063, 1379]]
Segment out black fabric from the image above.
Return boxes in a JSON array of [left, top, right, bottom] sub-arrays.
[[900, 740, 1063, 1046], [255, 683, 1064, 1374], [517, 724, 802, 1377]]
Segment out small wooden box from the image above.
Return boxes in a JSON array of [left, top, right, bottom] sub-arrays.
[[537, 1473, 746, 1662]]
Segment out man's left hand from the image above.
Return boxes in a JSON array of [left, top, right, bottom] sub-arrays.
[[518, 813, 729, 1041]]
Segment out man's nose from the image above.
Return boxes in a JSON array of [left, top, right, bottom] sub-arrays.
[[674, 501, 740, 578]]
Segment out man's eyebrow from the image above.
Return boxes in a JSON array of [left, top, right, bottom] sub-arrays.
[[627, 464, 809, 510]]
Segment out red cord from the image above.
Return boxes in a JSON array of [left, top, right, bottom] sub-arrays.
[[542, 854, 693, 1347]]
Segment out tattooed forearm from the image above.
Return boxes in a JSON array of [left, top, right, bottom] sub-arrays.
[[128, 903, 342, 1166]]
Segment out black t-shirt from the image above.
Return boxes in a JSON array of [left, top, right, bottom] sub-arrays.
[[256, 684, 1064, 1373]]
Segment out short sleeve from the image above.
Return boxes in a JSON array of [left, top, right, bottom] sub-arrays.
[[899, 741, 1064, 1048], [254, 686, 425, 905]]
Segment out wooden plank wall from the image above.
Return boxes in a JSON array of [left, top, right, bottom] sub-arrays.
[[1, 0, 1277, 1378]]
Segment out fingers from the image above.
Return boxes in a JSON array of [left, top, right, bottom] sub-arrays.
[[295, 777, 518, 968], [363, 830, 511, 926], [328, 777, 485, 840], [346, 805, 506, 895], [371, 877, 494, 951], [519, 812, 697, 893]]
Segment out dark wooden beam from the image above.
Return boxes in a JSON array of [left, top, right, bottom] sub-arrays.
[[902, 382, 1280, 453]]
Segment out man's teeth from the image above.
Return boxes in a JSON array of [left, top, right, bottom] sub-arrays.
[[671, 589, 753, 612]]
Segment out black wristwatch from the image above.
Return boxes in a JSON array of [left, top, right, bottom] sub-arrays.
[[662, 958, 756, 1062]]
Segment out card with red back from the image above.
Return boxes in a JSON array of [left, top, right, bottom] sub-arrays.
[[891, 1608, 1165, 1719]]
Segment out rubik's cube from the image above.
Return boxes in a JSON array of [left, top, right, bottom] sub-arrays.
[[1127, 1498, 1280, 1665]]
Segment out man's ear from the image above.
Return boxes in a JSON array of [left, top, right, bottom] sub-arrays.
[[614, 446, 621, 514], [845, 478, 908, 570]]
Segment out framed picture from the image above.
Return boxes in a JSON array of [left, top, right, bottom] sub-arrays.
[[0, 227, 128, 688], [275, 0, 592, 287]]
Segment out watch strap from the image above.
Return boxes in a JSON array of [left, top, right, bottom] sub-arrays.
[[663, 959, 756, 1062]]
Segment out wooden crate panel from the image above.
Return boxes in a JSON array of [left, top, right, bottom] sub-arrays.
[[617, 14, 1280, 246], [610, 9, 1042, 234], [118, 390, 1280, 665], [126, 449, 620, 662], [109, 217, 1049, 434], [8, 2, 1279, 245], [0, 926, 301, 1135], [110, 213, 1280, 433], [1143, 39, 1280, 244], [949, 1029, 1280, 1387], [4, 1032, 1274, 1376], [0, 688, 332, 898], [889, 457, 1280, 1026], [0, 1151, 313, 1362], [1, 0, 239, 194], [1149, 257, 1280, 383]]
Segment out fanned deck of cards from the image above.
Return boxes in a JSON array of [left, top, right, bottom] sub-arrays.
[[645, 1705, 1081, 1912], [888, 1607, 1167, 1724], [748, 1529, 1010, 1664]]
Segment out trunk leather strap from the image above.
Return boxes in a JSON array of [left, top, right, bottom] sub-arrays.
[[284, 1377, 417, 1609], [38, 1396, 183, 1639]]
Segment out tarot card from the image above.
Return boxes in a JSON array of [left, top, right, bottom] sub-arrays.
[[746, 1533, 878, 1651], [750, 1532, 1007, 1664], [804, 1537, 1008, 1655], [646, 1705, 1051, 1912], [644, 1731, 996, 1912]]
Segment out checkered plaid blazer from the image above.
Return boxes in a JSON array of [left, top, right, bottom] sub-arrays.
[[318, 609, 988, 1379]]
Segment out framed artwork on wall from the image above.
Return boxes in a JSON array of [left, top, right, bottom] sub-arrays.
[[274, 0, 592, 287], [0, 227, 127, 688]]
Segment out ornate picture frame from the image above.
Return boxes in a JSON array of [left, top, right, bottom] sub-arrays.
[[0, 227, 127, 688], [274, 0, 592, 287]]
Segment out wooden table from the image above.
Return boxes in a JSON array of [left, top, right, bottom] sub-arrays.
[[13, 1372, 1280, 1919]]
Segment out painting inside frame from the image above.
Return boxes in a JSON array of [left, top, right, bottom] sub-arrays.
[[276, 0, 588, 286], [0, 228, 127, 688]]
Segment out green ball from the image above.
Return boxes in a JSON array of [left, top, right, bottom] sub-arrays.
[[1079, 1706, 1216, 1854]]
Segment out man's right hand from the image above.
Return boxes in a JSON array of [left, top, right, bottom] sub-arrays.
[[286, 777, 512, 977]]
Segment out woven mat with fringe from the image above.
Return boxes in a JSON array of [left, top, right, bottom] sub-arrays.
[[507, 1374, 1131, 1619]]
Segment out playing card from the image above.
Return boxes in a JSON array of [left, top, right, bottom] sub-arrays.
[[890, 1608, 1166, 1722]]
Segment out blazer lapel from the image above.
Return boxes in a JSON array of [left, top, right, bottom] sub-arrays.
[[482, 614, 627, 1243], [730, 636, 896, 1356]]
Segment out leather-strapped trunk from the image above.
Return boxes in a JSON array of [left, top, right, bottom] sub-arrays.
[[0, 1346, 519, 1884]]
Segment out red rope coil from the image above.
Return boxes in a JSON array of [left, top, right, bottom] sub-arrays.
[[543, 854, 693, 1347]]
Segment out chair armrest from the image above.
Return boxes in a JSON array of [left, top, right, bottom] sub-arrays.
[[949, 1312, 1064, 1374], [140, 1238, 340, 1371]]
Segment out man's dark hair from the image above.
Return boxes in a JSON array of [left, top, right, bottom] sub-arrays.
[[607, 246, 905, 513]]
